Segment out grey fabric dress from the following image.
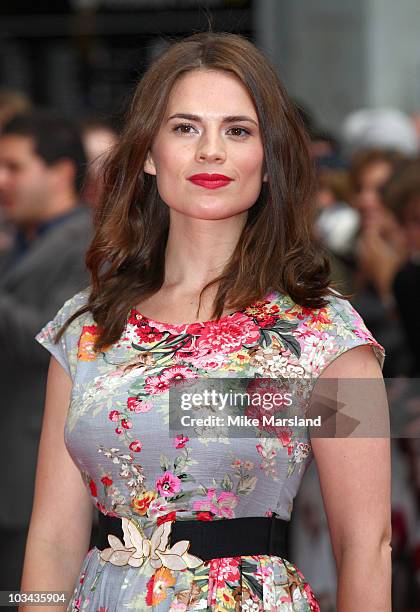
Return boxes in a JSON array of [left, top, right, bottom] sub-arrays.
[[35, 287, 385, 611]]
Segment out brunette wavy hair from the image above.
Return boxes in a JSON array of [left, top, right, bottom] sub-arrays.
[[56, 32, 337, 352]]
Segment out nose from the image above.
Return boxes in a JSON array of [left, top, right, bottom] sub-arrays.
[[195, 130, 226, 164], [356, 188, 379, 211]]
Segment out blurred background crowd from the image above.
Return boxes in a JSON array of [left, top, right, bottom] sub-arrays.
[[0, 1, 419, 611]]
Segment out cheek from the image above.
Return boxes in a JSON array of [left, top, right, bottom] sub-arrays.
[[14, 176, 33, 201], [20, 171, 47, 200], [153, 144, 190, 186], [237, 146, 265, 180]]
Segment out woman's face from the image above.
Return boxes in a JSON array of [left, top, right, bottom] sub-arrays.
[[352, 161, 393, 224], [144, 69, 266, 221]]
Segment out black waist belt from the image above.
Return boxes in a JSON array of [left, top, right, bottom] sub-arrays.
[[96, 513, 289, 561]]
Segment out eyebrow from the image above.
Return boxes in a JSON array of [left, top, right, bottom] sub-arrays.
[[167, 113, 258, 126]]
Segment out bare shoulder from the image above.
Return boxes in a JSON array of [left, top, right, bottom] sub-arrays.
[[319, 344, 384, 380]]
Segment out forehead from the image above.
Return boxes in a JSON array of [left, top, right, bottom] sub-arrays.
[[165, 69, 258, 118], [0, 134, 36, 160], [360, 160, 392, 184]]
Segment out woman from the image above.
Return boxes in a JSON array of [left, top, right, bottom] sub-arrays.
[[348, 149, 409, 377], [21, 33, 391, 611], [349, 148, 407, 303]]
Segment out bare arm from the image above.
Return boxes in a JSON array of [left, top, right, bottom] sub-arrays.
[[311, 345, 392, 612], [19, 357, 93, 611]]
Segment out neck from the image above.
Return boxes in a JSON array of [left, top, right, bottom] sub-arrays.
[[38, 190, 79, 223], [20, 190, 79, 241], [163, 210, 247, 293]]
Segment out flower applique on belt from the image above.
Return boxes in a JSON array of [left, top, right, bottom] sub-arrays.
[[100, 517, 204, 571]]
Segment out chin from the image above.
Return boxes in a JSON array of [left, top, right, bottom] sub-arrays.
[[168, 196, 250, 220], [183, 205, 247, 221]]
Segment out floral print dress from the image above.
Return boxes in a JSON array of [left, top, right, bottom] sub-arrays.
[[35, 288, 385, 612]]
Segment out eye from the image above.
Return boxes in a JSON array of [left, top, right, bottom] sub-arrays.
[[226, 126, 251, 138], [172, 123, 198, 135]]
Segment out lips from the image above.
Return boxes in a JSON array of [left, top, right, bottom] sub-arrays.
[[188, 173, 233, 190]]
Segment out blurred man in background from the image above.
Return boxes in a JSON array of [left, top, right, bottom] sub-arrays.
[[0, 110, 92, 600], [0, 90, 32, 253]]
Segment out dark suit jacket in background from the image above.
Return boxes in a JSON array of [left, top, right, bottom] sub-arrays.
[[0, 205, 93, 528]]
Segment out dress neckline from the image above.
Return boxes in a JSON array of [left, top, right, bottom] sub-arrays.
[[128, 291, 279, 331], [129, 304, 247, 331]]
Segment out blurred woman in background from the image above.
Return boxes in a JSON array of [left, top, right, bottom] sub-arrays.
[[348, 149, 409, 376]]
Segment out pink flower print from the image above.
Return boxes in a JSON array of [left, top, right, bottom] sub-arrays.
[[160, 366, 198, 385], [150, 320, 188, 335], [146, 366, 198, 395], [172, 338, 199, 357], [145, 374, 171, 394], [89, 479, 97, 497], [172, 339, 228, 369], [352, 316, 384, 354], [295, 326, 316, 340], [127, 397, 152, 413], [246, 378, 290, 412], [108, 410, 120, 422], [195, 313, 260, 354], [133, 321, 164, 344], [255, 564, 274, 584], [121, 418, 132, 429], [156, 471, 182, 497], [353, 325, 374, 342], [303, 581, 320, 609], [256, 314, 277, 328], [193, 488, 238, 518], [129, 439, 142, 452], [186, 322, 205, 336], [245, 394, 293, 443], [209, 557, 240, 583], [284, 305, 314, 321], [127, 309, 145, 326], [308, 307, 332, 326], [173, 434, 189, 449], [256, 443, 276, 459], [148, 499, 171, 517], [179, 348, 227, 369]]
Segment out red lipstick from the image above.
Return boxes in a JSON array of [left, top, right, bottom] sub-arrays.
[[188, 173, 233, 189]]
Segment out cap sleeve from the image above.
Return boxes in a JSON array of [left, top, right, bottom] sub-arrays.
[[35, 288, 90, 381], [323, 293, 386, 372]]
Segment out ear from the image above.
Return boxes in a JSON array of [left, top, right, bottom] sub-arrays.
[[144, 150, 157, 176], [50, 158, 76, 186], [263, 171, 268, 183]]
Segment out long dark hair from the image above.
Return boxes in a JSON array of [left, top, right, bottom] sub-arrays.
[[56, 32, 336, 352]]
